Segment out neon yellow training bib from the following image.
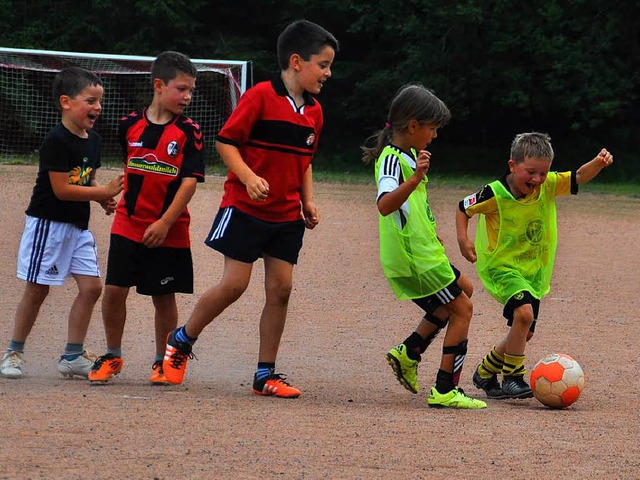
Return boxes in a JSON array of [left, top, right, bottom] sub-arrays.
[[475, 174, 559, 303], [375, 146, 455, 299]]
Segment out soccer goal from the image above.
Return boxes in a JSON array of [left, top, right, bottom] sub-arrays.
[[0, 47, 252, 162]]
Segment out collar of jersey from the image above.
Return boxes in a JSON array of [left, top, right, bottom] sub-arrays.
[[271, 74, 316, 106]]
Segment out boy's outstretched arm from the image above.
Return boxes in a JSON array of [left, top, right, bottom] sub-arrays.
[[216, 141, 269, 201], [576, 148, 613, 185], [456, 209, 477, 263]]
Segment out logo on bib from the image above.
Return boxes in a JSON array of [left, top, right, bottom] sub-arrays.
[[525, 218, 544, 245]]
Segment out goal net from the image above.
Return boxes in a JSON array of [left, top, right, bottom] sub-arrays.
[[0, 47, 251, 162]]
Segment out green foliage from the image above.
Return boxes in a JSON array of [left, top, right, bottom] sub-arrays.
[[0, 0, 638, 180]]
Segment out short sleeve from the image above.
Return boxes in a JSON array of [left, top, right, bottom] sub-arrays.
[[39, 134, 70, 173]]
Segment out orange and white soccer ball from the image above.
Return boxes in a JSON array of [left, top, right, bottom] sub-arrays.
[[530, 353, 585, 409]]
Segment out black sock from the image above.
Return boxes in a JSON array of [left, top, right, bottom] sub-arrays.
[[403, 332, 425, 360], [435, 369, 455, 394]]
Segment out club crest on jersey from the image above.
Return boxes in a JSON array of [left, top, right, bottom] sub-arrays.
[[128, 153, 178, 176], [524, 218, 544, 245], [305, 133, 316, 146], [463, 194, 477, 209], [167, 141, 180, 157]]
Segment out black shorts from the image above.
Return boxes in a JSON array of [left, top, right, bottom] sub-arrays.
[[105, 234, 194, 296], [204, 207, 305, 265], [504, 290, 539, 333], [412, 264, 463, 315]]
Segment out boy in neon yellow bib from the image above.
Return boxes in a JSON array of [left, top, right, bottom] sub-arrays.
[[456, 132, 613, 399], [362, 84, 486, 409]]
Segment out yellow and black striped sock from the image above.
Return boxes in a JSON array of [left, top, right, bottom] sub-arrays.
[[477, 346, 504, 379], [502, 353, 526, 377]]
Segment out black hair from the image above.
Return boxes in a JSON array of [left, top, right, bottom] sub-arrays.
[[277, 20, 339, 70], [151, 51, 197, 85], [52, 67, 102, 109]]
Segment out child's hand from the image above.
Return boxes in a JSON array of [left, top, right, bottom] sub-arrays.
[[576, 148, 614, 185], [595, 148, 613, 168], [246, 175, 270, 201], [106, 174, 125, 198], [99, 197, 117, 215], [302, 201, 319, 229], [142, 219, 169, 248], [414, 150, 431, 180], [458, 236, 477, 263]]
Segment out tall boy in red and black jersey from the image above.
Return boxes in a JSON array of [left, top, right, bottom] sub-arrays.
[[89, 51, 205, 385], [162, 20, 339, 398]]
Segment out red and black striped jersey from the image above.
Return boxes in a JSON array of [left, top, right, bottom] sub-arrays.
[[216, 75, 323, 222], [111, 109, 205, 248]]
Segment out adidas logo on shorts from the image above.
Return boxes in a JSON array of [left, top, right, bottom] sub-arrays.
[[45, 265, 59, 276]]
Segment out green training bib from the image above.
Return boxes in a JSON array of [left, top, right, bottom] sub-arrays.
[[475, 175, 559, 303], [375, 146, 455, 299]]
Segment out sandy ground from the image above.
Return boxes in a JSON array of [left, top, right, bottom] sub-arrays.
[[0, 164, 638, 479]]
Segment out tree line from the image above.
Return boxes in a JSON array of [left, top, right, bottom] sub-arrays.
[[1, 0, 638, 180]]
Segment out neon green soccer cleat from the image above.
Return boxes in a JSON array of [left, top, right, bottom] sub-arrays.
[[427, 386, 488, 409], [386, 344, 420, 394]]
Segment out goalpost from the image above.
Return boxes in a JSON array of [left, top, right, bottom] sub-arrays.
[[0, 47, 252, 161]]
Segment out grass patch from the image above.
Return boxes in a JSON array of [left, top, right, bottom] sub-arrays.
[[0, 154, 39, 165]]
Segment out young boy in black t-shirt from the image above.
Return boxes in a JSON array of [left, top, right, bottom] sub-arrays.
[[0, 67, 123, 379]]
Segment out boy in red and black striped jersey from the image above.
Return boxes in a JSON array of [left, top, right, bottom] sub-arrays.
[[89, 51, 205, 385], [163, 20, 339, 398]]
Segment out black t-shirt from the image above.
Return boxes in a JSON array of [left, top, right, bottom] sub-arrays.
[[25, 123, 102, 230]]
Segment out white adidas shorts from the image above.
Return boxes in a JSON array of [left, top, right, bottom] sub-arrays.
[[17, 216, 100, 286]]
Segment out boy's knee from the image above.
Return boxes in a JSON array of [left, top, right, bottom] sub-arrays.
[[512, 307, 534, 328], [82, 282, 103, 302], [23, 283, 49, 304], [266, 281, 292, 305], [221, 282, 248, 303]]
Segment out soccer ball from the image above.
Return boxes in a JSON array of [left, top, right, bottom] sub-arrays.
[[530, 353, 585, 409]]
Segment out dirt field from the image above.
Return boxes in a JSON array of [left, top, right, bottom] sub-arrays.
[[0, 164, 638, 479]]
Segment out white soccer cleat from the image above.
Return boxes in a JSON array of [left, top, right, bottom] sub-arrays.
[[57, 350, 97, 378], [1, 351, 24, 379]]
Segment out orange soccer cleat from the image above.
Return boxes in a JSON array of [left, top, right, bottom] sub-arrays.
[[162, 329, 194, 385], [149, 361, 170, 385], [253, 373, 301, 398], [88, 354, 124, 383]]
